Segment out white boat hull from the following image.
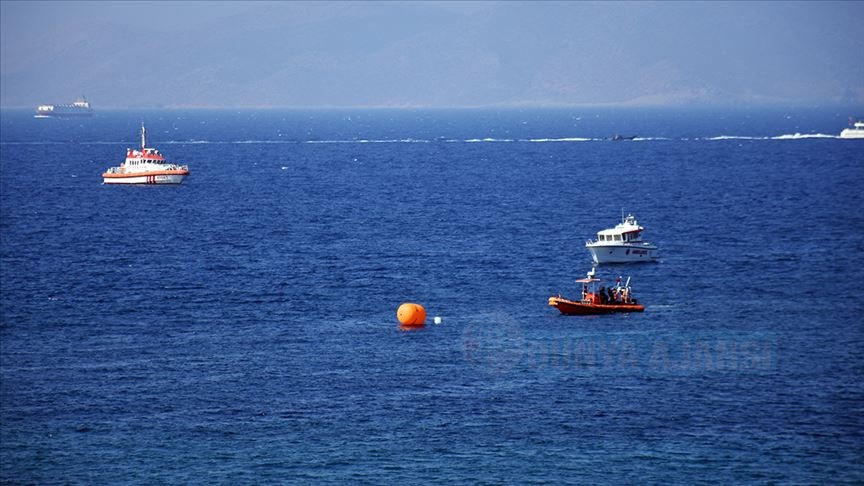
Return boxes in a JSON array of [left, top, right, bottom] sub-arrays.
[[840, 129, 864, 139], [103, 174, 187, 185], [587, 244, 659, 263]]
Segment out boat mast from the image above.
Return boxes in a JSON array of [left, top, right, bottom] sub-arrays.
[[140, 123, 146, 151]]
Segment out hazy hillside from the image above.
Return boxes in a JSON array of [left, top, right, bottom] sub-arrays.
[[2, 1, 862, 108]]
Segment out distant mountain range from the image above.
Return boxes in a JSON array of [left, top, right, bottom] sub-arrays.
[[2, 1, 862, 108]]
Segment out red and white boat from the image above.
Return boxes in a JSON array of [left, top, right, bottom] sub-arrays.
[[548, 268, 645, 315], [103, 124, 189, 184]]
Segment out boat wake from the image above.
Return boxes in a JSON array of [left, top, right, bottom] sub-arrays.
[[704, 135, 768, 141], [771, 133, 838, 140], [704, 133, 840, 141], [526, 137, 594, 142], [306, 138, 432, 144], [1, 134, 847, 146]]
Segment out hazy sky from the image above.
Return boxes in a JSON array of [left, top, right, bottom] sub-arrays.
[[1, 1, 862, 108]]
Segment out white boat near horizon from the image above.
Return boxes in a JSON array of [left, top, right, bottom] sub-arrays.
[[585, 213, 659, 264], [840, 121, 864, 139]]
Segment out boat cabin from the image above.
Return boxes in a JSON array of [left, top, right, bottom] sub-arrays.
[[595, 230, 641, 243], [595, 214, 644, 243], [126, 148, 166, 164]]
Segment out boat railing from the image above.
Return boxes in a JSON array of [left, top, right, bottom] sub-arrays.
[[104, 165, 188, 174], [152, 164, 189, 172]]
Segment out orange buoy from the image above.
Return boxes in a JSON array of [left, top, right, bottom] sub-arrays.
[[397, 302, 426, 326]]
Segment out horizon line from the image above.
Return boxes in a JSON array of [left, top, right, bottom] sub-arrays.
[[3, 99, 864, 111]]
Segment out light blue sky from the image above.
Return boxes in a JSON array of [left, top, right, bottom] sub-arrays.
[[1, 1, 862, 108]]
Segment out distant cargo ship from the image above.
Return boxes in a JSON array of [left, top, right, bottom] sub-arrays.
[[34, 97, 93, 118]]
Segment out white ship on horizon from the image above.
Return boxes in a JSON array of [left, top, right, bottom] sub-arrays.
[[35, 97, 93, 118]]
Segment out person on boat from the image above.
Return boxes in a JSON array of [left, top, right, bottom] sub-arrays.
[[599, 286, 608, 304], [607, 287, 616, 304]]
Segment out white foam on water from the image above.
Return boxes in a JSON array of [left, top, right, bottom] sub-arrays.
[[771, 133, 838, 140]]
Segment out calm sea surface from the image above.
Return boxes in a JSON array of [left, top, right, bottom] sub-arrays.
[[1, 107, 863, 483]]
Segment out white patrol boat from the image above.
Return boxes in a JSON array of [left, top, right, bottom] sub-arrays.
[[103, 124, 189, 184], [585, 213, 659, 263], [840, 121, 864, 139]]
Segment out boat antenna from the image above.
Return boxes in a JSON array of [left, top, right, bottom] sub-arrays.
[[140, 122, 146, 151], [621, 207, 625, 224]]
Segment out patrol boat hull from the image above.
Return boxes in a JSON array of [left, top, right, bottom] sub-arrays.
[[548, 296, 644, 315], [587, 243, 659, 263], [840, 128, 864, 139], [103, 172, 187, 185]]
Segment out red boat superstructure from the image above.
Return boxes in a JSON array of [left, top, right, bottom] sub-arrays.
[[549, 268, 644, 315], [102, 124, 189, 184]]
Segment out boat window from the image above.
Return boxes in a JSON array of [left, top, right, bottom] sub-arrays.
[[614, 235, 621, 241]]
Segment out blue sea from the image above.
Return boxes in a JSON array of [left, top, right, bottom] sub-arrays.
[[1, 107, 863, 483]]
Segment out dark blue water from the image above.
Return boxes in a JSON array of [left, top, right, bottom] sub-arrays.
[[2, 107, 863, 483]]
